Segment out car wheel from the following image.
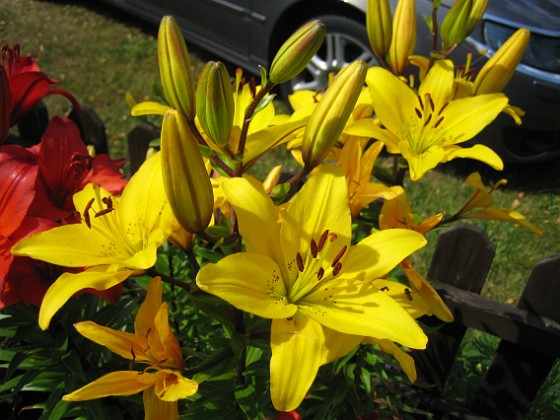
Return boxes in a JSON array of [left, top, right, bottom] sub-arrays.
[[280, 14, 377, 97]]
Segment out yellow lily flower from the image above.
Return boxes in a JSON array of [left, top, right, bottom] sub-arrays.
[[12, 153, 175, 329], [457, 172, 543, 236], [337, 139, 397, 218], [196, 166, 428, 411], [63, 277, 198, 418], [379, 186, 454, 322], [347, 60, 508, 181]]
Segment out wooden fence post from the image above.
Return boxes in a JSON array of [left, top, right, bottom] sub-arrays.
[[471, 254, 560, 419], [413, 224, 495, 394]]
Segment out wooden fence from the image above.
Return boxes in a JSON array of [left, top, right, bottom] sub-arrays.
[[409, 223, 560, 419]]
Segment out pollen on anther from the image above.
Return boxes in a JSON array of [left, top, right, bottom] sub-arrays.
[[317, 230, 329, 252], [310, 239, 318, 258], [296, 252, 304, 272], [332, 262, 342, 276], [317, 267, 325, 280], [332, 245, 347, 267], [329, 233, 337, 242]]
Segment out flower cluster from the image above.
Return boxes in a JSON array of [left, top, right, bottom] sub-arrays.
[[1, 0, 543, 418]]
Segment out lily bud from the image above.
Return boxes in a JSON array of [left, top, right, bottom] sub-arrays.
[[473, 28, 530, 94], [440, 0, 473, 49], [161, 109, 213, 233], [269, 20, 325, 85], [302, 61, 367, 170], [196, 61, 234, 148], [158, 16, 196, 120], [367, 0, 393, 60], [389, 0, 416, 75], [466, 0, 489, 34]]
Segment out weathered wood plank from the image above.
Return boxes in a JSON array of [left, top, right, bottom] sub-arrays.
[[413, 224, 495, 394], [127, 122, 159, 175], [471, 255, 560, 419]]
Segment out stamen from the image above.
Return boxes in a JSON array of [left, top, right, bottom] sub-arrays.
[[415, 107, 422, 119], [329, 233, 337, 242], [94, 208, 115, 218], [332, 262, 342, 276], [317, 267, 325, 280], [317, 230, 329, 252], [102, 196, 113, 209], [404, 288, 413, 301], [438, 102, 449, 116], [416, 95, 424, 110], [310, 239, 318, 258], [331, 245, 347, 267], [296, 252, 304, 272], [426, 94, 435, 112], [423, 113, 432, 127], [380, 286, 389, 292], [130, 345, 136, 371], [434, 116, 444, 128], [83, 198, 95, 229]]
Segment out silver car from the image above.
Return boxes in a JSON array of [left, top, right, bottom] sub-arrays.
[[102, 0, 560, 163]]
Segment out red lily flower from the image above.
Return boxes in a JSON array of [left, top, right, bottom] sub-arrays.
[[0, 146, 38, 286], [28, 116, 127, 222], [0, 65, 10, 144], [1, 44, 80, 131]]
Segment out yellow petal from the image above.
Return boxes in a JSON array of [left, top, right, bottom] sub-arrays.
[[196, 253, 297, 319], [152, 369, 198, 401], [342, 228, 426, 280], [74, 321, 146, 361], [372, 279, 431, 319], [38, 268, 134, 330], [445, 144, 504, 171], [365, 337, 417, 382], [399, 141, 446, 181], [270, 314, 325, 411], [131, 101, 172, 116], [144, 388, 179, 420], [300, 277, 427, 349], [63, 371, 154, 401], [135, 277, 163, 338], [321, 327, 362, 365], [222, 177, 284, 267], [464, 208, 543, 236], [281, 166, 351, 288]]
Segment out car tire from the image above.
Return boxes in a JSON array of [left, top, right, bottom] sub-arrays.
[[279, 14, 377, 100]]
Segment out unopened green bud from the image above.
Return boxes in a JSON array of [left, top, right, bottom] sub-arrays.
[[158, 16, 196, 120], [474, 28, 530, 94], [441, 0, 473, 49], [367, 0, 393, 60], [389, 0, 416, 75], [302, 61, 367, 170], [161, 109, 213, 233], [196, 61, 234, 148], [466, 0, 489, 34], [269, 20, 325, 85]]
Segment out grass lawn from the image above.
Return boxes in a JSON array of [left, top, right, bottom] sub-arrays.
[[2, 0, 560, 415]]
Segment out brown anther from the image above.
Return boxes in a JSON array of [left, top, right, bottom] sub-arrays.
[[130, 345, 136, 371], [427, 94, 435, 112], [329, 233, 337, 242], [423, 113, 433, 127], [380, 286, 389, 292], [317, 267, 325, 280], [296, 252, 304, 272], [332, 262, 342, 276], [145, 328, 152, 340], [434, 116, 444, 128], [317, 230, 329, 252], [414, 107, 422, 119], [310, 239, 318, 258], [438, 102, 449, 116], [331, 245, 347, 267], [416, 95, 424, 110], [83, 197, 95, 229], [102, 196, 113, 209], [94, 208, 115, 218], [404, 288, 413, 301], [287, 316, 293, 321]]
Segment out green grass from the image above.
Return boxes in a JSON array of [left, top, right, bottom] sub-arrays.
[[2, 0, 560, 414]]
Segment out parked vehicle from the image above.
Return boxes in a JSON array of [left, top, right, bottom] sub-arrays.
[[100, 0, 560, 163]]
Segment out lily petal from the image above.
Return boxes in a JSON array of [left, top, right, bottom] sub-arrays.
[[270, 314, 325, 411], [300, 278, 427, 349], [62, 371, 154, 401], [143, 388, 178, 420], [152, 369, 198, 401], [341, 229, 426, 280], [38, 267, 134, 330], [196, 253, 297, 319]]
